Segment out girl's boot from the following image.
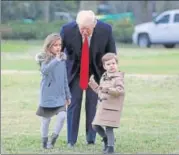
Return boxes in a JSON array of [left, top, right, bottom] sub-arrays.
[[47, 133, 59, 149], [42, 137, 48, 149]]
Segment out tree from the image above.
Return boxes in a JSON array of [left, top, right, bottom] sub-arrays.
[[79, 1, 98, 13], [43, 1, 50, 23]]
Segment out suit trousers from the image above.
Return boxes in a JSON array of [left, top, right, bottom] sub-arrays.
[[67, 75, 98, 145]]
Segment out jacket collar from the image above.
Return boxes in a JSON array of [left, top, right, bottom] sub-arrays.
[[102, 71, 124, 80]]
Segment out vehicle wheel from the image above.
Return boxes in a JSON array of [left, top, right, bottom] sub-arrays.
[[138, 34, 151, 48], [163, 44, 175, 48]]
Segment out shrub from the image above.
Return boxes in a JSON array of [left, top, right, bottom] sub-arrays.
[[106, 20, 134, 43], [1, 20, 134, 43], [1, 20, 66, 40]]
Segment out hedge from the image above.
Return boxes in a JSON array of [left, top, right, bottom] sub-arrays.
[[1, 20, 134, 43]]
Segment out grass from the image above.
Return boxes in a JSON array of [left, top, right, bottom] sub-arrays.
[[1, 40, 179, 153], [2, 51, 179, 74], [119, 49, 179, 74], [1, 74, 179, 154], [1, 40, 42, 53], [1, 40, 179, 74]]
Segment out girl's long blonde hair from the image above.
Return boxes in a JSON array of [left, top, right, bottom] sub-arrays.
[[43, 33, 62, 63], [35, 33, 62, 65]]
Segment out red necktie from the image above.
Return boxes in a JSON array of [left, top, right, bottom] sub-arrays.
[[80, 36, 89, 90]]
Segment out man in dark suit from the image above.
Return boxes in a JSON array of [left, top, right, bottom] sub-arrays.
[[60, 10, 116, 147]]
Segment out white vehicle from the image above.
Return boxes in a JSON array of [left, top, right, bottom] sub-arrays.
[[132, 9, 179, 48]]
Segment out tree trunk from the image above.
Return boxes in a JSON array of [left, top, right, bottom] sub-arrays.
[[132, 1, 143, 24], [43, 1, 50, 23], [79, 1, 98, 13], [140, 1, 148, 23], [156, 1, 179, 13]]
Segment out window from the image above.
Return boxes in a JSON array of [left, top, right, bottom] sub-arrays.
[[155, 14, 170, 24], [174, 13, 179, 23]]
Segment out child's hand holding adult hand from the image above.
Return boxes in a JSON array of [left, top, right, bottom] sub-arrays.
[[89, 75, 95, 83], [89, 75, 98, 89]]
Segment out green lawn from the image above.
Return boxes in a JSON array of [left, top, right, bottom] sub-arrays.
[[119, 49, 179, 74], [1, 74, 179, 154], [1, 40, 179, 153], [1, 52, 179, 74], [1, 40, 43, 53], [2, 40, 179, 74]]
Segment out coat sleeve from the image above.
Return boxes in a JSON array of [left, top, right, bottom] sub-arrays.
[[41, 58, 60, 75], [108, 77, 125, 97], [105, 25, 117, 54], [88, 80, 99, 94], [60, 26, 74, 60], [64, 63, 71, 100], [60, 26, 66, 52]]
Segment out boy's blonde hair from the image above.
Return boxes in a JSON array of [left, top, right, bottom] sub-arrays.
[[102, 53, 118, 65]]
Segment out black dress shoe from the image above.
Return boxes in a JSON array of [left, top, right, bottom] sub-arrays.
[[87, 141, 95, 145], [67, 143, 74, 148]]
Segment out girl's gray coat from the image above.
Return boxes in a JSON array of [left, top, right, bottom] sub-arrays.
[[36, 52, 71, 108]]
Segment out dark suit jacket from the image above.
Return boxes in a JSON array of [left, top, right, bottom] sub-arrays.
[[60, 20, 116, 85]]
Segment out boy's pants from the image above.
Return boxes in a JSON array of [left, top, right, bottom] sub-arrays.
[[93, 125, 114, 146], [41, 111, 66, 138]]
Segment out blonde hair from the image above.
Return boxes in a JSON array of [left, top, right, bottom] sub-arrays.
[[76, 10, 97, 26], [102, 53, 118, 65], [43, 33, 62, 63]]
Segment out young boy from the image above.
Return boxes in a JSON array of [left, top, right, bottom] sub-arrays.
[[88, 53, 125, 154]]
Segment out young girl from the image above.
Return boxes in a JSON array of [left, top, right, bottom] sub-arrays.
[[88, 53, 125, 154], [35, 33, 71, 149]]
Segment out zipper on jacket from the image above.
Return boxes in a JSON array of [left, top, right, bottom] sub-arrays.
[[48, 80, 52, 87]]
